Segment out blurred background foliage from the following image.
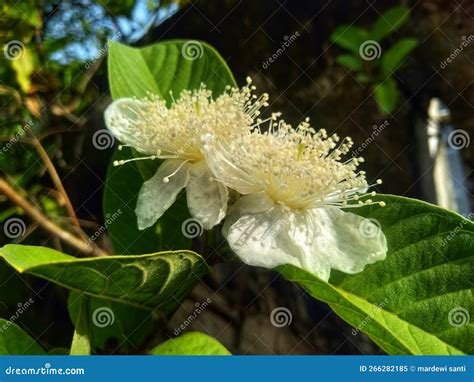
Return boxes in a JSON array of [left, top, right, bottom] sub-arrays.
[[0, 0, 182, 244], [330, 5, 418, 114], [0, 0, 472, 354]]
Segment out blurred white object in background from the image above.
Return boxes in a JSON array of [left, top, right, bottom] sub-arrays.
[[426, 98, 471, 216]]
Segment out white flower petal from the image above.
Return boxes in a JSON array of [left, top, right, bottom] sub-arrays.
[[104, 98, 157, 154], [312, 208, 387, 274], [224, 198, 387, 281], [286, 210, 332, 280], [224, 196, 331, 280], [225, 206, 305, 271], [222, 193, 274, 237], [186, 161, 228, 230], [135, 159, 190, 230]]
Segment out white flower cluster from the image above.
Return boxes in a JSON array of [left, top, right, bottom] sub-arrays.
[[104, 78, 387, 281]]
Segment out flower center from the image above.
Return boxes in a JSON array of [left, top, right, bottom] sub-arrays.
[[204, 118, 384, 210]]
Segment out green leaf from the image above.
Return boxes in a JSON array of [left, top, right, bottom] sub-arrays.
[[69, 294, 91, 355], [381, 38, 417, 76], [330, 25, 369, 53], [335, 54, 363, 71], [279, 194, 474, 355], [371, 6, 411, 41], [3, 3, 42, 28], [0, 318, 45, 355], [0, 244, 209, 313], [108, 40, 236, 102], [150, 332, 231, 355], [47, 348, 70, 355], [373, 78, 399, 114], [356, 73, 372, 84], [68, 291, 154, 352], [11, 47, 36, 93]]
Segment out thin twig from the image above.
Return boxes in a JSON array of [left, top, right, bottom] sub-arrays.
[[38, 127, 82, 141], [55, 216, 101, 230], [49, 102, 87, 126], [29, 135, 83, 233], [0, 178, 107, 257], [14, 222, 39, 243], [1, 135, 85, 237], [0, 136, 33, 145], [49, 54, 105, 125]]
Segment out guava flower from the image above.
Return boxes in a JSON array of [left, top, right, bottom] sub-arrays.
[[203, 118, 388, 281], [104, 82, 269, 230]]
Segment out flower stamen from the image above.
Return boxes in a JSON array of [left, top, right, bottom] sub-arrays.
[[113, 155, 158, 167], [163, 159, 192, 183]]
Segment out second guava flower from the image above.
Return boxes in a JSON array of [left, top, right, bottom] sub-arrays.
[[203, 118, 388, 281], [104, 81, 269, 230]]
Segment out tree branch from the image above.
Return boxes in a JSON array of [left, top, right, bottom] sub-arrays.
[[30, 135, 83, 232], [0, 178, 107, 257]]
